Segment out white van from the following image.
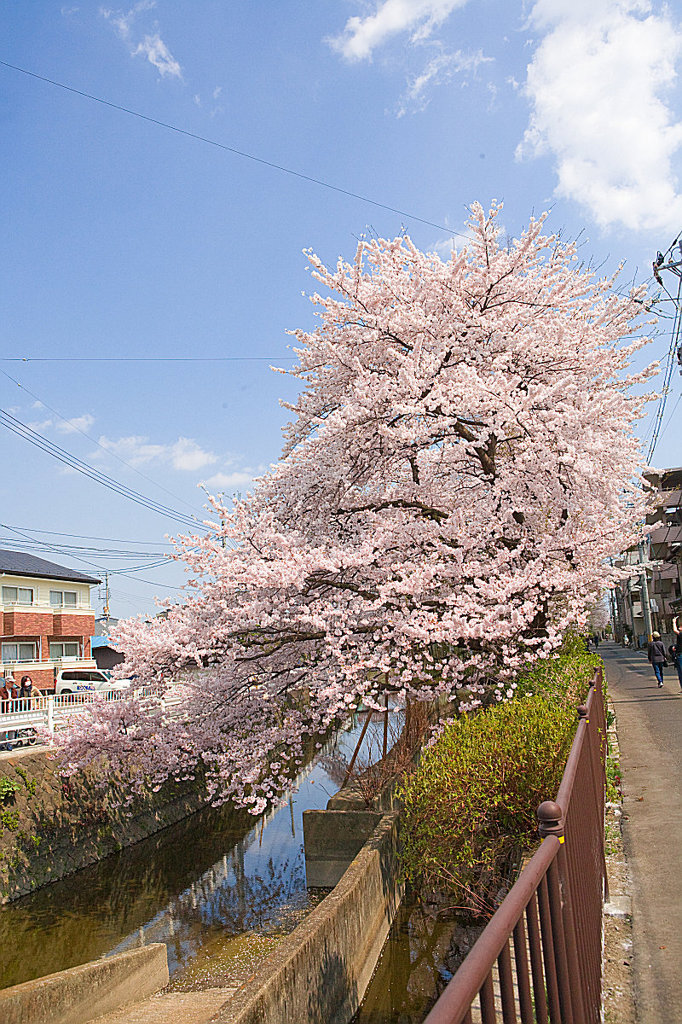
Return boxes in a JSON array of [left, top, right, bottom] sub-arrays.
[[54, 668, 132, 696]]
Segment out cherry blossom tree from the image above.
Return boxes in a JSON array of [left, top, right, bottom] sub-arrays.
[[589, 599, 611, 634], [57, 204, 655, 810]]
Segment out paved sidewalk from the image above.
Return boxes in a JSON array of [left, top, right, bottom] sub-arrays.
[[601, 643, 682, 1024]]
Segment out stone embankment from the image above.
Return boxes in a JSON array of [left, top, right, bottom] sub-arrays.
[[0, 748, 209, 902]]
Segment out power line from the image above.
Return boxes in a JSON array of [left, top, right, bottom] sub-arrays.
[[0, 366, 208, 517], [657, 393, 682, 447], [0, 59, 461, 238], [0, 524, 175, 546], [0, 356, 288, 364], [0, 407, 204, 529], [0, 536, 169, 558], [0, 522, 185, 593], [647, 244, 682, 463]]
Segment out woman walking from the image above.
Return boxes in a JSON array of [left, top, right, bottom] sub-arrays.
[[647, 631, 667, 688]]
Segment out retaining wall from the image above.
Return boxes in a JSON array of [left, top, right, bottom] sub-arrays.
[[0, 942, 169, 1024], [0, 749, 209, 902]]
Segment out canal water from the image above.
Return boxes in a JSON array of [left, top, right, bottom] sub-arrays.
[[351, 900, 485, 1024], [0, 713, 390, 993]]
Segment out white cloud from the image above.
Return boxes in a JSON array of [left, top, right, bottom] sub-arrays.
[[397, 48, 492, 116], [100, 0, 155, 40], [101, 2, 182, 80], [97, 435, 218, 471], [200, 470, 260, 492], [56, 414, 95, 435], [518, 0, 682, 233], [328, 0, 471, 62], [134, 34, 182, 78], [169, 438, 218, 472], [26, 418, 54, 433]]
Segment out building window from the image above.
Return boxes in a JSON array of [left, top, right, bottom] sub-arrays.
[[1, 586, 34, 605], [49, 642, 80, 660], [50, 590, 78, 608], [1, 642, 37, 663]]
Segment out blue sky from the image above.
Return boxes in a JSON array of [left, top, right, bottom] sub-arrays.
[[1, 0, 681, 618]]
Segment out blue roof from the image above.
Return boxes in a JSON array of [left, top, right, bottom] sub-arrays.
[[91, 636, 118, 650]]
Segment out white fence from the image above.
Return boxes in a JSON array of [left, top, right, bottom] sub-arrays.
[[0, 688, 182, 749]]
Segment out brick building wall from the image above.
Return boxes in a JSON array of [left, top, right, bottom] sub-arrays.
[[2, 606, 97, 693]]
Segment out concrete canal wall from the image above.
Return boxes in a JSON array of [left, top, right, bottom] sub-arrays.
[[0, 943, 169, 1024], [216, 812, 403, 1024], [0, 718, 409, 1023], [0, 749, 209, 902], [0, 812, 403, 1024]]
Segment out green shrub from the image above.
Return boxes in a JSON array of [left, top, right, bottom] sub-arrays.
[[400, 694, 577, 912], [400, 635, 602, 913], [0, 777, 20, 805], [513, 633, 600, 706]]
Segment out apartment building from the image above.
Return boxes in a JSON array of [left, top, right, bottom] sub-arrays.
[[613, 467, 682, 643], [0, 548, 100, 692]]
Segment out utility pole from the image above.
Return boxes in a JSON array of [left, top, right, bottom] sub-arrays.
[[648, 240, 682, 463], [607, 585, 618, 640], [637, 540, 654, 642], [633, 237, 682, 642], [217, 492, 226, 549], [102, 572, 111, 632]]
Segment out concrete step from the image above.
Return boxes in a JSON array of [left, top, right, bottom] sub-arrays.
[[89, 987, 236, 1024]]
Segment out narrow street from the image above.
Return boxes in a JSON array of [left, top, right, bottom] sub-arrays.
[[601, 643, 682, 1024]]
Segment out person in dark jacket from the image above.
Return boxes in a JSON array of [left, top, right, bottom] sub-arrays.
[[672, 614, 682, 690], [647, 631, 667, 688], [0, 673, 18, 710], [19, 675, 41, 700]]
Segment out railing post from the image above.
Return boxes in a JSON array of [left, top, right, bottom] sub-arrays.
[[558, 706, 591, 1024], [580, 698, 609, 903], [47, 694, 55, 736], [538, 800, 575, 1024]]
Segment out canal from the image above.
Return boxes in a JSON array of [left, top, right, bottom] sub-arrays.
[[0, 713, 389, 993]]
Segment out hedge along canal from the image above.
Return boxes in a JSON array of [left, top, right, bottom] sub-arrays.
[[0, 711, 391, 994]]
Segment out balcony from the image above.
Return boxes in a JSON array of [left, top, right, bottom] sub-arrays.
[[0, 599, 91, 612]]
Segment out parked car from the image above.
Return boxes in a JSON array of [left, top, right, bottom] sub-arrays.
[[54, 668, 133, 696]]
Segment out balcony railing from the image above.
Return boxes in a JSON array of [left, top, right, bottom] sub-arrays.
[[0, 687, 182, 745], [0, 600, 92, 612]]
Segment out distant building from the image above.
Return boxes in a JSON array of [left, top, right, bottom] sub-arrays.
[[613, 467, 682, 642], [95, 615, 119, 636], [91, 635, 125, 671], [0, 548, 100, 692]]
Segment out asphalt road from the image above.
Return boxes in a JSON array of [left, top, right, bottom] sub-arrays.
[[602, 642, 682, 1024]]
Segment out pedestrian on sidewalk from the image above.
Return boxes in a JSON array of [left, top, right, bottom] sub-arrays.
[[647, 631, 667, 688], [672, 613, 682, 690]]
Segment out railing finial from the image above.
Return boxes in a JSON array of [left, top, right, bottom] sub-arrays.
[[537, 800, 563, 841], [577, 704, 588, 721]]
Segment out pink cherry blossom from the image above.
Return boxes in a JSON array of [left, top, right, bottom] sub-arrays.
[[56, 204, 656, 810]]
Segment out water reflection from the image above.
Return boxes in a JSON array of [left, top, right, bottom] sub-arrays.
[[0, 714, 388, 991], [351, 901, 484, 1024]]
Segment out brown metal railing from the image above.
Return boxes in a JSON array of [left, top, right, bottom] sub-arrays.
[[423, 667, 607, 1024]]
